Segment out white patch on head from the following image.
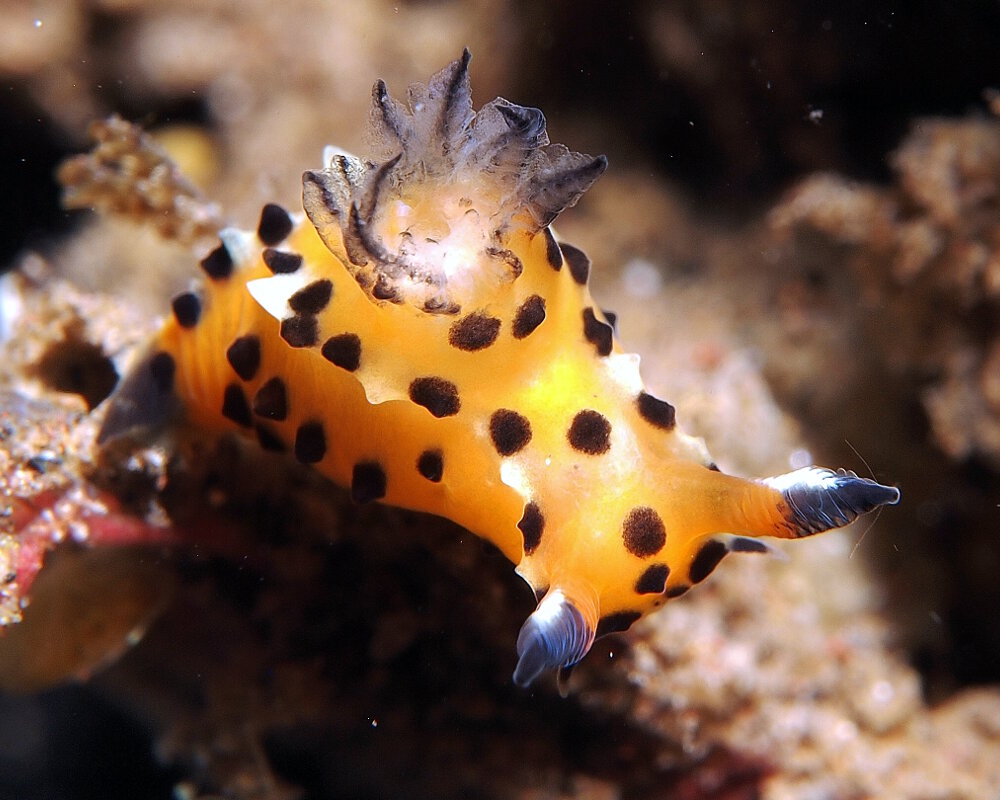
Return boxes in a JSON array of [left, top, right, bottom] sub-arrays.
[[246, 273, 312, 320]]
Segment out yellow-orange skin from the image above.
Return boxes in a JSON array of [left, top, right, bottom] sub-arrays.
[[157, 203, 795, 636]]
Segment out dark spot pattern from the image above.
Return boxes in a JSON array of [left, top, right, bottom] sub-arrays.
[[730, 537, 769, 554], [289, 279, 333, 315], [517, 502, 544, 555], [417, 449, 444, 482], [560, 242, 591, 285], [255, 424, 286, 452], [707, 462, 721, 472], [595, 611, 642, 639], [148, 352, 175, 393], [221, 383, 252, 427], [351, 461, 387, 504], [226, 335, 261, 381], [409, 377, 461, 418], [257, 203, 293, 245], [622, 506, 666, 558], [448, 312, 501, 351], [280, 315, 319, 348], [262, 248, 303, 274], [582, 308, 613, 357], [567, 410, 611, 455], [489, 409, 532, 456], [200, 244, 233, 280], [321, 333, 362, 371], [666, 585, 690, 598], [252, 377, 288, 420], [512, 295, 546, 339], [602, 309, 618, 330], [635, 564, 670, 594], [542, 228, 562, 270], [171, 292, 201, 329], [637, 392, 676, 430], [294, 421, 326, 463], [689, 540, 728, 584]]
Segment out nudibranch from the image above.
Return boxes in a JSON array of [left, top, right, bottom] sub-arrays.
[[98, 50, 900, 687]]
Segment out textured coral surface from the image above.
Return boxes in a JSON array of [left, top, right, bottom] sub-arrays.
[[3, 2, 1000, 799]]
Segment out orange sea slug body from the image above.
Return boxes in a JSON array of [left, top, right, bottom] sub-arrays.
[[99, 51, 900, 687]]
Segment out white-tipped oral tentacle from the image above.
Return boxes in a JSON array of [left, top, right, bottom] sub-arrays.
[[512, 588, 597, 688]]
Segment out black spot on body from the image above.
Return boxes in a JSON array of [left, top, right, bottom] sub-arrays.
[[560, 242, 591, 285], [289, 279, 333, 315], [512, 295, 546, 339], [280, 315, 319, 348], [517, 502, 544, 555], [255, 424, 286, 452], [448, 312, 501, 351], [294, 421, 326, 464], [200, 244, 233, 280], [226, 335, 261, 381], [221, 383, 252, 427], [262, 248, 303, 274], [489, 409, 532, 456], [689, 540, 728, 584], [635, 564, 670, 594], [666, 584, 690, 598], [542, 228, 562, 270], [351, 461, 387, 504], [602, 309, 618, 330], [148, 352, 175, 393], [321, 334, 362, 371], [171, 292, 201, 329], [582, 308, 613, 356], [622, 507, 666, 558], [567, 409, 611, 455], [409, 377, 461, 418], [257, 203, 293, 245], [252, 377, 288, 420], [730, 537, 769, 554], [637, 392, 676, 430], [417, 449, 444, 482], [595, 611, 642, 639]]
